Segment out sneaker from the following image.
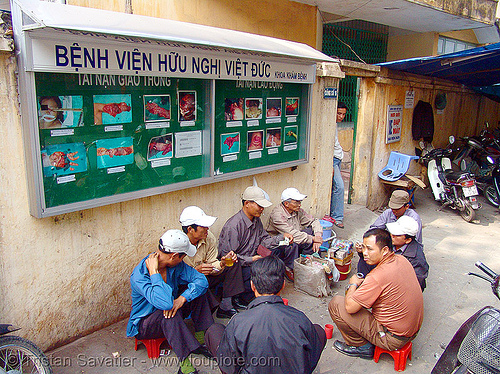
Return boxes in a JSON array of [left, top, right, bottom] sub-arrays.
[[322, 215, 336, 225]]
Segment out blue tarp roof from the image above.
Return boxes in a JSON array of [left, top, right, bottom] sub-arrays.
[[378, 42, 500, 101]]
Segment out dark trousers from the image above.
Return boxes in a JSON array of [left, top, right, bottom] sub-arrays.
[[271, 243, 299, 269], [136, 293, 214, 361], [205, 322, 327, 372], [207, 261, 245, 298], [297, 227, 316, 255]]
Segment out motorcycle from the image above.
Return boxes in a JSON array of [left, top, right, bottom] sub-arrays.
[[418, 136, 480, 222], [432, 262, 500, 374], [0, 324, 53, 374]]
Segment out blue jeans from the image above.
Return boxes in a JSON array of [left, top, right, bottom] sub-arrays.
[[330, 157, 344, 222]]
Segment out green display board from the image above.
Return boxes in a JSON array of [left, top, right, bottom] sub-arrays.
[[35, 72, 210, 208], [214, 80, 308, 175]]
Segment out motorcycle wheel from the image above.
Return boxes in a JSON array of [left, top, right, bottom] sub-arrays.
[[484, 185, 500, 208], [459, 201, 476, 222], [0, 336, 53, 374]]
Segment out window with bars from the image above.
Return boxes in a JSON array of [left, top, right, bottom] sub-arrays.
[[437, 36, 476, 55]]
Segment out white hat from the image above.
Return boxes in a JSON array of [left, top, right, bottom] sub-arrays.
[[179, 206, 217, 227], [281, 187, 307, 202], [386, 216, 418, 237], [159, 229, 197, 257], [242, 186, 272, 208]]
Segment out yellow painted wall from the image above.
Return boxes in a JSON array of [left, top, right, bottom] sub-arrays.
[[1, 3, 338, 350], [387, 32, 438, 61], [440, 29, 479, 44], [68, 0, 319, 48], [350, 68, 500, 210]]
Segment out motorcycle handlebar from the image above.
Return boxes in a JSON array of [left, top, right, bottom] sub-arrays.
[[475, 261, 498, 279]]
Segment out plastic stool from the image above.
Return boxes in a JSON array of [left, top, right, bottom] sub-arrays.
[[373, 341, 412, 372], [134, 337, 169, 358]]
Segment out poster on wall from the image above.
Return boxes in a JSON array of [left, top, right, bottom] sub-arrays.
[[386, 105, 403, 144], [35, 72, 208, 209], [214, 80, 307, 175]]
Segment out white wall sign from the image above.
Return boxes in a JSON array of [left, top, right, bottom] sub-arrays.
[[386, 105, 403, 144]]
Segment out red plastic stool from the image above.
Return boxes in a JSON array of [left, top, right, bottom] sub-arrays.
[[373, 341, 412, 371], [134, 337, 170, 358]]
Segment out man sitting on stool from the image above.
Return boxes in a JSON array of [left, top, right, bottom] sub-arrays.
[[267, 187, 323, 254], [180, 206, 243, 319], [205, 256, 326, 374], [329, 228, 423, 359], [127, 230, 214, 374]]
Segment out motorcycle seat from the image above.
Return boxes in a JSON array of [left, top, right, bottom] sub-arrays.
[[444, 169, 466, 182]]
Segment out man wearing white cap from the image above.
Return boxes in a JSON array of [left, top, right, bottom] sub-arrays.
[[386, 216, 429, 291], [180, 206, 243, 319], [219, 185, 296, 305], [358, 190, 423, 276], [127, 229, 214, 374], [267, 187, 323, 254]]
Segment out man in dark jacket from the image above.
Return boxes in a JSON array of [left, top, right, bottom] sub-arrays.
[[386, 216, 429, 291], [205, 256, 326, 374]]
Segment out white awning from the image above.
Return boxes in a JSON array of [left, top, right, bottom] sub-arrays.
[[14, 0, 336, 64]]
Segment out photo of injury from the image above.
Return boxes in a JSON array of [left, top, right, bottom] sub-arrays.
[[247, 130, 264, 151], [93, 94, 132, 125], [225, 98, 244, 121], [178, 91, 196, 122], [284, 125, 298, 144], [144, 95, 171, 122], [147, 134, 173, 160], [285, 97, 299, 116], [38, 95, 84, 129], [41, 142, 87, 177], [266, 98, 282, 118], [245, 98, 263, 120], [96, 137, 134, 169], [265, 128, 282, 148], [221, 132, 240, 155]]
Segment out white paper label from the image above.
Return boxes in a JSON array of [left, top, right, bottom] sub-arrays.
[[146, 121, 170, 129], [56, 175, 76, 184], [287, 116, 297, 123], [226, 121, 243, 128], [105, 125, 123, 132], [266, 118, 281, 124], [249, 151, 262, 159], [284, 144, 297, 151], [151, 158, 171, 168], [223, 154, 237, 162], [180, 121, 196, 127], [268, 148, 279, 155], [51, 129, 74, 137], [107, 166, 126, 174], [247, 120, 260, 127]]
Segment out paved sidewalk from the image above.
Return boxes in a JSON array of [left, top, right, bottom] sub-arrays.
[[47, 188, 500, 374]]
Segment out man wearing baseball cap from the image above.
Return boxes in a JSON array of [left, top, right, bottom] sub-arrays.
[[180, 206, 244, 319], [219, 185, 297, 306], [127, 229, 214, 374], [357, 190, 423, 276], [267, 187, 323, 254], [386, 216, 429, 291]]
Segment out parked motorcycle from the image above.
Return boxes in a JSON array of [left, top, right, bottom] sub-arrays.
[[453, 136, 500, 208], [418, 136, 480, 222], [432, 262, 500, 374], [0, 324, 53, 373]]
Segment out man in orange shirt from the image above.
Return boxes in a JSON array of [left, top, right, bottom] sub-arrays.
[[328, 228, 423, 359]]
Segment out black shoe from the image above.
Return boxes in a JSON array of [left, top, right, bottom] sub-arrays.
[[232, 297, 250, 310], [333, 340, 374, 359], [284, 269, 294, 282], [177, 367, 198, 374], [192, 344, 214, 359], [216, 307, 238, 319]]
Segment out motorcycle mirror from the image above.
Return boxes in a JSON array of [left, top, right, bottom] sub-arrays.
[[487, 156, 495, 164], [449, 135, 455, 144]]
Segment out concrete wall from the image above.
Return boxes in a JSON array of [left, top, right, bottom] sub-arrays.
[[387, 32, 438, 60], [0, 2, 341, 351], [349, 68, 500, 210], [68, 0, 319, 49]]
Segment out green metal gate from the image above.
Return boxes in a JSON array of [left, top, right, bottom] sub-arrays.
[[322, 20, 388, 202]]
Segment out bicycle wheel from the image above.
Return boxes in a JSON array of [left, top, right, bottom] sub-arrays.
[[0, 335, 53, 374]]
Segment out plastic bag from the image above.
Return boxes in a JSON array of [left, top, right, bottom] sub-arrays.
[[294, 256, 337, 297]]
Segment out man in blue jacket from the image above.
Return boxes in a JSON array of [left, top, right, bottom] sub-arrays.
[[127, 229, 214, 374]]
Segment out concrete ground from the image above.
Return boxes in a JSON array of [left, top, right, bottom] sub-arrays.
[[46, 187, 500, 374]]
